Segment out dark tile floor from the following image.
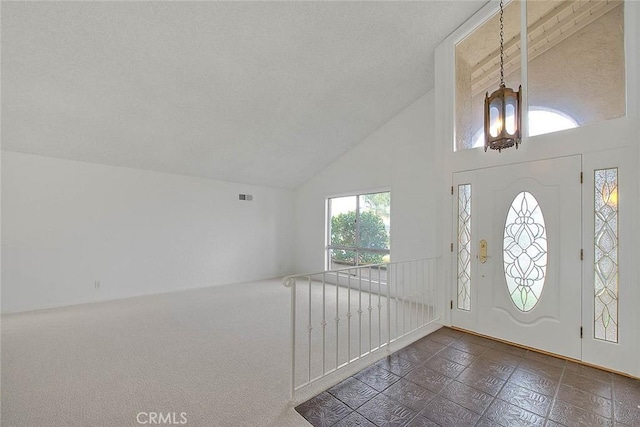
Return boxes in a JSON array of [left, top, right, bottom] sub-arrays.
[[296, 327, 640, 427]]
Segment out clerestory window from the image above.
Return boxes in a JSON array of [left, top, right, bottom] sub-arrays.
[[455, 0, 625, 151]]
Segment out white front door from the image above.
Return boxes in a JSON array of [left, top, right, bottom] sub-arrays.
[[452, 155, 582, 360]]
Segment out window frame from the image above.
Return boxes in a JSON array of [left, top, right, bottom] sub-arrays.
[[326, 190, 391, 271], [439, 0, 635, 173]]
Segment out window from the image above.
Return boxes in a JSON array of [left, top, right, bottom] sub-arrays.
[[327, 191, 390, 271], [455, 0, 521, 152], [455, 0, 625, 151], [527, 0, 625, 135]]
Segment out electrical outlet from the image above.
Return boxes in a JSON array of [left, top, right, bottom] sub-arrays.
[[94, 281, 101, 289]]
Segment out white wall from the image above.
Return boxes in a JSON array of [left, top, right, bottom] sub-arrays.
[[1, 151, 294, 313], [293, 90, 440, 273]]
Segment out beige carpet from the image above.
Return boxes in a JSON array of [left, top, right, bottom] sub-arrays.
[[1, 279, 311, 427]]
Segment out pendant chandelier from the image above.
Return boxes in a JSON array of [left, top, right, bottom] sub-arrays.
[[484, 0, 522, 152]]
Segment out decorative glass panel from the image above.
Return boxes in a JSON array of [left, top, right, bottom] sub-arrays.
[[594, 168, 618, 342], [503, 192, 547, 312], [457, 184, 471, 311]]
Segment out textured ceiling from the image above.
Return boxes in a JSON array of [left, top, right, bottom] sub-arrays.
[[2, 1, 486, 189]]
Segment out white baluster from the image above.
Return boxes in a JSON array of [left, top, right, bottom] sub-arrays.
[[377, 265, 382, 349], [335, 271, 339, 369], [346, 271, 351, 362], [368, 266, 373, 353], [307, 276, 312, 383], [321, 274, 326, 375], [358, 270, 362, 358], [290, 278, 296, 399]]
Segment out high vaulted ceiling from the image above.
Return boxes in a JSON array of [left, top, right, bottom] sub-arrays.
[[2, 1, 486, 189]]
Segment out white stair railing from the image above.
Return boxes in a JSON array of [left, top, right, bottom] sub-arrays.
[[283, 257, 440, 399]]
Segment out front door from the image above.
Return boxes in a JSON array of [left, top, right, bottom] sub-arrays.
[[452, 156, 582, 360]]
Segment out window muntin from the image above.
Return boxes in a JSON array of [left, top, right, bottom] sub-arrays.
[[327, 192, 390, 271]]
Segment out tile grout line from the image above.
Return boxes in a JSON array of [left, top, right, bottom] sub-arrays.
[[419, 334, 476, 426], [425, 333, 519, 426], [553, 363, 616, 425], [610, 372, 616, 426], [380, 333, 473, 426], [546, 361, 566, 425], [302, 328, 632, 427], [336, 339, 453, 427], [476, 347, 530, 427], [390, 336, 456, 426], [421, 334, 506, 426]]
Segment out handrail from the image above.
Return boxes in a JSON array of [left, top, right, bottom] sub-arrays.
[[282, 263, 387, 287], [282, 257, 435, 287]]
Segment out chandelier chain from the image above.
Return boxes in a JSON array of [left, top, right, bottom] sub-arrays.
[[499, 0, 505, 87]]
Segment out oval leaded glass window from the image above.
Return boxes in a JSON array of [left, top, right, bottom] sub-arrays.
[[503, 191, 548, 312]]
